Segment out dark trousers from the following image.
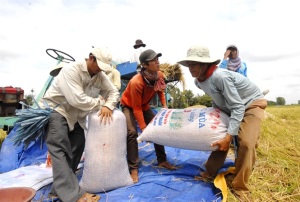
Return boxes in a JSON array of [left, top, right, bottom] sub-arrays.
[[46, 111, 85, 202], [122, 106, 167, 171]]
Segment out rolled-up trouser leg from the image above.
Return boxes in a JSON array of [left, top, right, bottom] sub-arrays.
[[143, 108, 167, 163], [205, 150, 229, 176]]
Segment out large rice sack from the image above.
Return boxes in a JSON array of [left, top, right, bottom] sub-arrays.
[[79, 109, 133, 193], [137, 107, 229, 151]]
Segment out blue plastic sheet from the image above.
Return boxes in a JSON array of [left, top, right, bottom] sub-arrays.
[[0, 126, 47, 173], [35, 142, 233, 202], [1, 128, 234, 202]]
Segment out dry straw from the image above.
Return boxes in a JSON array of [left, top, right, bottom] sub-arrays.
[[0, 129, 7, 149], [159, 63, 186, 90]]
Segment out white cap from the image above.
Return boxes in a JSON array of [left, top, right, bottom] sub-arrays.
[[90, 47, 112, 72]]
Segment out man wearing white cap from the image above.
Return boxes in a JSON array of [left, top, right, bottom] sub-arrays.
[[178, 45, 267, 201], [41, 47, 119, 202]]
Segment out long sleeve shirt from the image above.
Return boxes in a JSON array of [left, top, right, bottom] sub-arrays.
[[219, 59, 248, 77], [41, 60, 120, 131], [194, 68, 263, 136], [120, 71, 166, 130]]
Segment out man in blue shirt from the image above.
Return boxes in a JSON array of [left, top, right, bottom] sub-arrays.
[[178, 45, 267, 201]]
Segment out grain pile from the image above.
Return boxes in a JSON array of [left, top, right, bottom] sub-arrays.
[[159, 63, 186, 89]]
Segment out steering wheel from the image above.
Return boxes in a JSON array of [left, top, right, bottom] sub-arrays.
[[46, 48, 75, 62]]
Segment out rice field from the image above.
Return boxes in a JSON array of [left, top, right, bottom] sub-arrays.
[[228, 105, 300, 201]]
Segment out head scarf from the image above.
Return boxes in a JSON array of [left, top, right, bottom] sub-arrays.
[[227, 45, 241, 71], [140, 67, 166, 91]]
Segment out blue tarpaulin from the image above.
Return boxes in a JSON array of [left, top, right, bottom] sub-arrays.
[[0, 126, 47, 173]]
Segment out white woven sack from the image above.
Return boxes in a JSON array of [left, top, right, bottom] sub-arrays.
[[0, 165, 52, 190], [137, 107, 229, 151], [80, 109, 133, 193]]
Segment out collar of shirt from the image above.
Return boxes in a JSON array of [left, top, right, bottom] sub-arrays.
[[197, 64, 218, 82]]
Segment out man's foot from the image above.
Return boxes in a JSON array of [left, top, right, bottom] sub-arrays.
[[231, 189, 253, 202], [77, 193, 100, 202], [225, 174, 253, 202], [194, 172, 215, 182], [158, 161, 177, 170], [130, 169, 139, 183]]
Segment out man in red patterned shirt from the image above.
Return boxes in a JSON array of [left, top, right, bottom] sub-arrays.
[[121, 49, 177, 183]]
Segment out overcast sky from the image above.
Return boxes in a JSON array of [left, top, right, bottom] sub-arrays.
[[1, 0, 299, 104]]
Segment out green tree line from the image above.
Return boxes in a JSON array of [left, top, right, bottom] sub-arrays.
[[166, 86, 213, 108], [166, 86, 286, 108]]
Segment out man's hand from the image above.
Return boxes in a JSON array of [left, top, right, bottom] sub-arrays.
[[211, 134, 232, 151], [224, 50, 231, 59], [98, 106, 113, 125]]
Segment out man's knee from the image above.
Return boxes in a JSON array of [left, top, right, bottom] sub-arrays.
[[127, 130, 138, 141]]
